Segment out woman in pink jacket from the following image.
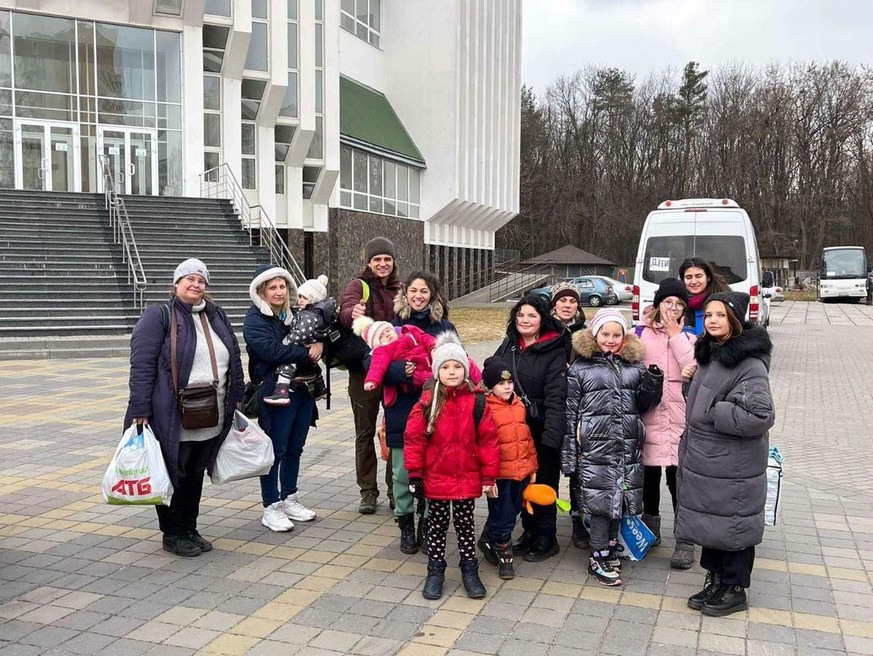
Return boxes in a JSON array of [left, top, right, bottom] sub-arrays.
[[637, 278, 697, 570]]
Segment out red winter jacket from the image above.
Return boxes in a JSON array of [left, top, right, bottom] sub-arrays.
[[404, 386, 500, 500]]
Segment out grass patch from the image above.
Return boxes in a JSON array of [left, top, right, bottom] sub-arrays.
[[451, 305, 616, 344]]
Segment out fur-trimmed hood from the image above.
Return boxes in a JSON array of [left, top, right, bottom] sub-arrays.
[[248, 265, 298, 323], [694, 323, 772, 370], [571, 329, 645, 363], [394, 293, 446, 323]]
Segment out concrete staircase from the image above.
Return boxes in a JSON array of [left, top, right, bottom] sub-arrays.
[[0, 190, 270, 360]]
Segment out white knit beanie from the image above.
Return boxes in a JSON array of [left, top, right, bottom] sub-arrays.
[[297, 274, 328, 303], [173, 258, 210, 284], [353, 316, 395, 350], [590, 308, 627, 336], [431, 332, 470, 378]]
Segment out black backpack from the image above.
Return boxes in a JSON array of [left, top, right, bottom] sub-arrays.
[[323, 279, 372, 375]]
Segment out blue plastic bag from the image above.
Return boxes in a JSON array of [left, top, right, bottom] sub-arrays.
[[616, 515, 657, 561]]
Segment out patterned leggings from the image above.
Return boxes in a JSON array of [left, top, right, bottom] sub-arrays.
[[426, 499, 476, 562]]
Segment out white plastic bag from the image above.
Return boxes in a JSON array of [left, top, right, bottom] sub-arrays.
[[210, 411, 275, 484], [765, 446, 783, 526], [103, 424, 173, 505]]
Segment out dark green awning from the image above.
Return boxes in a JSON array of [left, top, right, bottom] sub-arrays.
[[339, 76, 426, 168]]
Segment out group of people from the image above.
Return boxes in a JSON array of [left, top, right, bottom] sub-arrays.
[[125, 243, 774, 618]]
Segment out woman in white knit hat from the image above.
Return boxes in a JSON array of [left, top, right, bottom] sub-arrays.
[[125, 258, 244, 557]]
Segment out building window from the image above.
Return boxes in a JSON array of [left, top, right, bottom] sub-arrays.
[[302, 165, 320, 199], [154, 0, 183, 16], [339, 146, 420, 218], [242, 121, 256, 189], [204, 0, 232, 16], [275, 164, 285, 194], [202, 24, 229, 73], [341, 0, 380, 47], [244, 1, 269, 72], [241, 78, 266, 120], [275, 124, 295, 162], [307, 4, 324, 160], [279, 0, 299, 118]]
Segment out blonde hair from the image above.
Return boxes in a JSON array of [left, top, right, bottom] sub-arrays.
[[426, 379, 476, 434], [257, 276, 291, 316]]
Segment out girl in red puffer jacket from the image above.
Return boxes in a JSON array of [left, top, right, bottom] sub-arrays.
[[405, 333, 500, 601]]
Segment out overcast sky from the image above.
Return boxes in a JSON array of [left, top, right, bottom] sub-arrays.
[[522, 0, 872, 94]]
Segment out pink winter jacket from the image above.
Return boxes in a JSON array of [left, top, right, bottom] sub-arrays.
[[638, 316, 697, 466]]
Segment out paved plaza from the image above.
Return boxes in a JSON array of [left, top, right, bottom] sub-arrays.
[[1, 300, 873, 656]]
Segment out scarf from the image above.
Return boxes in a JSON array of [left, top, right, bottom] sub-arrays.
[[688, 293, 707, 311]]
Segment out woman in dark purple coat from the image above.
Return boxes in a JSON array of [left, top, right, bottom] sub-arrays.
[[124, 259, 244, 557]]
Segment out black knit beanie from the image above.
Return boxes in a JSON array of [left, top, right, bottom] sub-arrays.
[[706, 291, 750, 323], [482, 356, 513, 390], [653, 277, 690, 308]]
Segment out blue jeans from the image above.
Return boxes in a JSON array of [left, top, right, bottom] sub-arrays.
[[259, 395, 314, 506], [486, 477, 529, 544]]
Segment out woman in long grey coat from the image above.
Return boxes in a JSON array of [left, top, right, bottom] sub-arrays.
[[676, 291, 774, 617]]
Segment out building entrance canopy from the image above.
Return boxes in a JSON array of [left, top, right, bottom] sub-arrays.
[[0, 11, 182, 195]]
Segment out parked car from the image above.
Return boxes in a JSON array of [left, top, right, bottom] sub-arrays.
[[563, 275, 633, 302], [528, 277, 618, 307]]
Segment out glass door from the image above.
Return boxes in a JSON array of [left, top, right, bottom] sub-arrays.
[[97, 127, 158, 195], [14, 121, 80, 192]]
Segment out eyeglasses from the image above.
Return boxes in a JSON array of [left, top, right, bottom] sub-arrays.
[[661, 300, 685, 309]]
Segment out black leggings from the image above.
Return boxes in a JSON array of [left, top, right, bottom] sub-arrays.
[[427, 499, 476, 562], [642, 465, 677, 516]]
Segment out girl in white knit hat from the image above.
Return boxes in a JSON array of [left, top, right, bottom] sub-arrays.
[[562, 308, 663, 587], [263, 274, 336, 405]]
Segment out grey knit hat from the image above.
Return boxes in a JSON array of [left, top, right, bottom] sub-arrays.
[[173, 258, 209, 285], [431, 331, 470, 378], [297, 274, 329, 303]]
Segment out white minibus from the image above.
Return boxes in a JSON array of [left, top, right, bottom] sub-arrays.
[[632, 198, 768, 327]]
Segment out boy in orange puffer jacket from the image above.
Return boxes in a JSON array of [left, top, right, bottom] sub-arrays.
[[477, 356, 538, 579]]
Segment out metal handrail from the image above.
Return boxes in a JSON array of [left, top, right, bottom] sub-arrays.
[[98, 155, 147, 308], [447, 256, 519, 300], [488, 260, 557, 302], [199, 163, 305, 284]]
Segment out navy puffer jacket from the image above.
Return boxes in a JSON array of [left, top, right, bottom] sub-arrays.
[[562, 330, 663, 519]]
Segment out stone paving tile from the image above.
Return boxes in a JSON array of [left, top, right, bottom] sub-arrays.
[[2, 316, 873, 654]]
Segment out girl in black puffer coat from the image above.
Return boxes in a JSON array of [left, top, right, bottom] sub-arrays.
[[562, 309, 662, 586]]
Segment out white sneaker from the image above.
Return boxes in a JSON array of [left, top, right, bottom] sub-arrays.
[[281, 494, 316, 522], [262, 502, 294, 532]]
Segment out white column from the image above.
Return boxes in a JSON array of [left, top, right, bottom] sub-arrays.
[[182, 25, 205, 195]]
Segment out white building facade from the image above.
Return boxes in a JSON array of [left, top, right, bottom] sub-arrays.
[[0, 0, 521, 292]]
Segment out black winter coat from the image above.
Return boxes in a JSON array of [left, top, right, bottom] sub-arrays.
[[675, 325, 775, 551], [493, 330, 568, 449], [124, 298, 244, 488], [561, 331, 663, 518]]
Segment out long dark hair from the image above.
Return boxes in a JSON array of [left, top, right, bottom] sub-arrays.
[[679, 257, 730, 298], [506, 294, 564, 339], [400, 270, 449, 319]]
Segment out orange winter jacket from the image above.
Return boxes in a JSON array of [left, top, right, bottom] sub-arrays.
[[487, 393, 538, 481]]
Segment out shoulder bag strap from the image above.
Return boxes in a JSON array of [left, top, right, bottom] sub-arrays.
[[170, 306, 179, 394], [511, 346, 527, 399], [199, 311, 220, 387]]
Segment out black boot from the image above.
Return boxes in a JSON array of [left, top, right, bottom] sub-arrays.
[[688, 571, 722, 610], [186, 530, 213, 553], [422, 559, 446, 600], [477, 530, 498, 566], [524, 535, 559, 562], [494, 541, 514, 580], [397, 514, 418, 554], [641, 514, 661, 547], [512, 530, 536, 556], [571, 515, 590, 549], [416, 507, 429, 556], [162, 534, 201, 558], [459, 559, 486, 599], [702, 584, 748, 617]]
